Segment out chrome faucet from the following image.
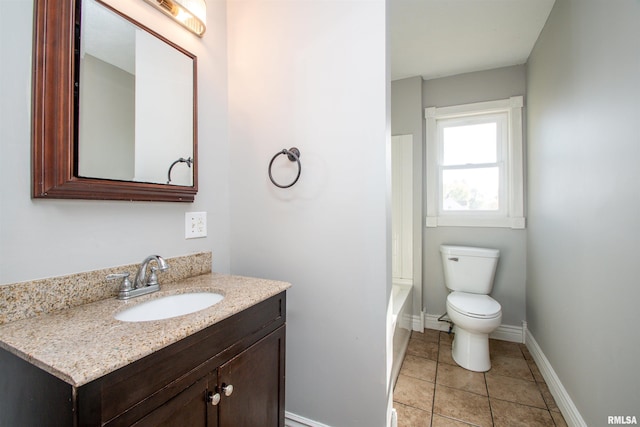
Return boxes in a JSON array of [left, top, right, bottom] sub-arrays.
[[134, 255, 170, 289], [107, 255, 170, 300]]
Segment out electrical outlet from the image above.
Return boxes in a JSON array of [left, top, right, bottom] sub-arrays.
[[185, 212, 207, 239]]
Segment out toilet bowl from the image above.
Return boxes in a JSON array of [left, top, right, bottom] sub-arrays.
[[446, 291, 502, 372], [440, 245, 503, 372]]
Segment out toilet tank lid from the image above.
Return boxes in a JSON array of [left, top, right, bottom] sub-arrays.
[[440, 245, 500, 258]]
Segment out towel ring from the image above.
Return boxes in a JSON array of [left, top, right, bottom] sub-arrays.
[[268, 147, 301, 188], [166, 157, 193, 184]]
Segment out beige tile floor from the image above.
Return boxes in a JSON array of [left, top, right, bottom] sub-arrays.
[[393, 329, 568, 427]]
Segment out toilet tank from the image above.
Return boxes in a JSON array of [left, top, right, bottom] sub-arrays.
[[440, 245, 500, 294]]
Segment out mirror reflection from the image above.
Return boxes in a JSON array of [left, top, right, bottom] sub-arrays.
[[77, 0, 195, 186]]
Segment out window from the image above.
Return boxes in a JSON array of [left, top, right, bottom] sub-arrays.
[[425, 96, 525, 228]]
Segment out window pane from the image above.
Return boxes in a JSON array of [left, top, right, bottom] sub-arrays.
[[442, 167, 499, 211], [443, 122, 497, 165]]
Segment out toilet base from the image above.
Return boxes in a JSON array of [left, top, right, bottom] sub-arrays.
[[451, 327, 491, 372]]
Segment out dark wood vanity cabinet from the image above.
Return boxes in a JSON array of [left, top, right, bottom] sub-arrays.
[[131, 326, 285, 427], [0, 292, 286, 427]]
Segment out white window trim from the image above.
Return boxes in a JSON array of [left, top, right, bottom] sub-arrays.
[[425, 96, 525, 229]]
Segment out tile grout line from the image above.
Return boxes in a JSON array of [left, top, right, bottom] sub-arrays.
[[430, 336, 441, 426], [485, 370, 496, 426]]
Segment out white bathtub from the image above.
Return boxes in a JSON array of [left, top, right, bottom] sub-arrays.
[[391, 283, 412, 387]]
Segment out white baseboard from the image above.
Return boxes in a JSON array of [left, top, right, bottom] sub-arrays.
[[423, 313, 525, 343], [423, 313, 452, 332], [412, 313, 424, 331], [285, 412, 332, 427], [525, 330, 587, 427], [491, 322, 525, 343]]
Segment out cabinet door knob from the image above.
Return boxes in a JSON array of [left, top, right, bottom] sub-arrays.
[[222, 383, 234, 397], [207, 392, 221, 406]]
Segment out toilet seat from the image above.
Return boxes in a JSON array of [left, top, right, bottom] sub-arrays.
[[447, 292, 501, 319]]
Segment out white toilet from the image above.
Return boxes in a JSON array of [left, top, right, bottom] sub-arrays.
[[440, 245, 502, 372]]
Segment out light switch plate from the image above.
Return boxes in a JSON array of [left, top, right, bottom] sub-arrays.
[[185, 212, 207, 239]]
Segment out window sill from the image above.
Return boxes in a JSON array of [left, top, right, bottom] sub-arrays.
[[426, 216, 525, 229]]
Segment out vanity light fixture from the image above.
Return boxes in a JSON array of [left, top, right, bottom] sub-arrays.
[[144, 0, 206, 36]]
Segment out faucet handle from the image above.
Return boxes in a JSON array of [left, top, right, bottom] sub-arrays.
[[107, 272, 134, 297], [147, 267, 160, 286]]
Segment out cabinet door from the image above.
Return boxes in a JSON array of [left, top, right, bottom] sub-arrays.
[[131, 374, 218, 427], [218, 326, 285, 427]]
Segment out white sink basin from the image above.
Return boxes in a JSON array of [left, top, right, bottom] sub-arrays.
[[115, 292, 224, 322]]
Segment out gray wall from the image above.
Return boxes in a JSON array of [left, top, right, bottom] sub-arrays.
[[0, 0, 231, 283], [226, 1, 391, 426], [526, 0, 640, 423], [421, 66, 528, 326]]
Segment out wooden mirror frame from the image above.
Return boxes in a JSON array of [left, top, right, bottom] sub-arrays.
[[32, 0, 198, 202]]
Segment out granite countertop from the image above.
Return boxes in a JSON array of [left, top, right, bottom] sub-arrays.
[[0, 273, 290, 387]]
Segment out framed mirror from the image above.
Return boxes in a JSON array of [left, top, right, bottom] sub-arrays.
[[32, 0, 198, 202]]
